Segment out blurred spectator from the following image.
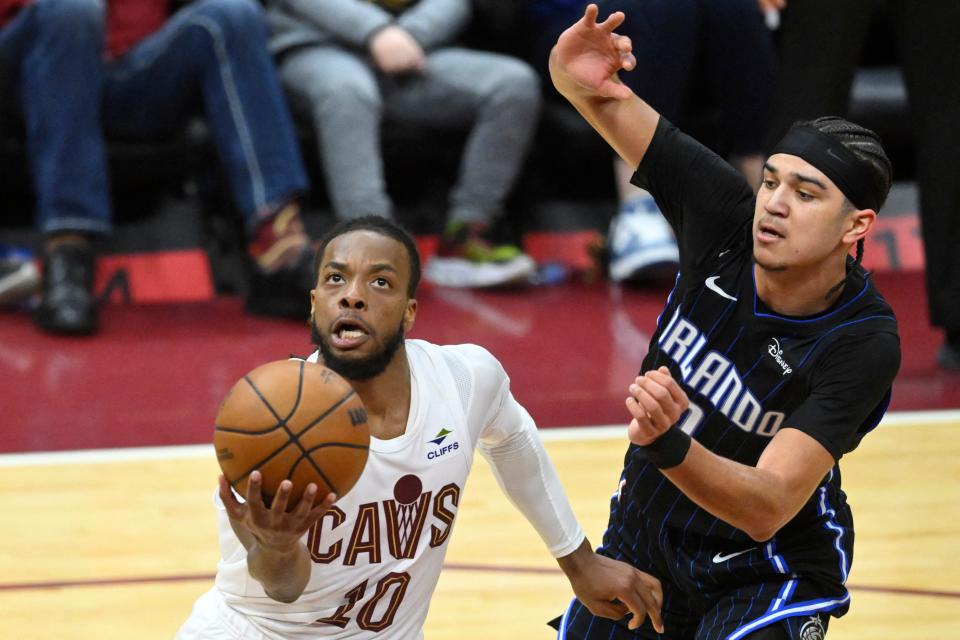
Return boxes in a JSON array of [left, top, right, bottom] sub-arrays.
[[764, 0, 960, 371], [267, 0, 542, 289], [0, 0, 111, 334], [529, 0, 775, 284], [0, 0, 312, 335]]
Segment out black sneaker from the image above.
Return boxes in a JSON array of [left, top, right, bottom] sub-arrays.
[[244, 249, 315, 320], [34, 243, 99, 335]]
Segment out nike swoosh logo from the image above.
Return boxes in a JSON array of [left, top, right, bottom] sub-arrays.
[[826, 148, 847, 164], [712, 548, 756, 563], [705, 276, 738, 302]]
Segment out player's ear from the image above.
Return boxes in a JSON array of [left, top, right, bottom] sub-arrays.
[[843, 207, 876, 245], [309, 289, 317, 316], [404, 298, 417, 332]]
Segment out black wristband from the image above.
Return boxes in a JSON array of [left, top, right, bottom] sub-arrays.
[[639, 426, 691, 469]]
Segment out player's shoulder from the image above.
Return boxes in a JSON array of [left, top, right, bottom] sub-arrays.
[[406, 340, 507, 384]]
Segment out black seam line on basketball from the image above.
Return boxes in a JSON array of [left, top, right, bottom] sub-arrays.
[[301, 389, 358, 433], [243, 374, 286, 426], [286, 360, 305, 423], [303, 443, 369, 453], [215, 424, 288, 435], [232, 390, 359, 487], [232, 441, 300, 487], [274, 388, 357, 469], [290, 454, 340, 497]]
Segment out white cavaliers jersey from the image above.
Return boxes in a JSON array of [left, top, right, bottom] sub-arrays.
[[211, 340, 539, 639]]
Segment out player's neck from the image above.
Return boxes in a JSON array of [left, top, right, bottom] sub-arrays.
[[754, 259, 847, 317], [351, 347, 412, 440]]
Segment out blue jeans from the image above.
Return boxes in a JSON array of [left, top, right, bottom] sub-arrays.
[[104, 0, 307, 232], [0, 0, 307, 237], [0, 0, 111, 236]]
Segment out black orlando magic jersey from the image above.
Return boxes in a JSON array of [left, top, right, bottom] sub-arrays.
[[604, 120, 901, 584]]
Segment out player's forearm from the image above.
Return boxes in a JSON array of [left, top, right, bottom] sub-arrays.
[[247, 541, 312, 604], [660, 441, 800, 541], [549, 50, 659, 168], [482, 428, 585, 558]]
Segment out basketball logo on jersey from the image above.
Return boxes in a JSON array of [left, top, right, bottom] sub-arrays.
[[426, 427, 459, 460], [799, 614, 825, 640], [384, 475, 430, 559], [307, 477, 462, 564]]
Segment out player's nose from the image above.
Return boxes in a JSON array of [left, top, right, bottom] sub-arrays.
[[338, 280, 367, 309], [764, 187, 789, 216]]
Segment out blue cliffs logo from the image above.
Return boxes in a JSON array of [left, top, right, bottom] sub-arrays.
[[427, 428, 458, 460]]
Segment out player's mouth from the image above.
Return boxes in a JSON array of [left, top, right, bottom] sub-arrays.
[[330, 317, 372, 350], [756, 221, 785, 243]]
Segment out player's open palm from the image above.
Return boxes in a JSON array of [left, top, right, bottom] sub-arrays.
[[550, 4, 636, 100], [219, 471, 336, 552]]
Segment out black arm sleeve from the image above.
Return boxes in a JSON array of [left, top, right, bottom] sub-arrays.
[[784, 332, 901, 460], [631, 119, 756, 269]]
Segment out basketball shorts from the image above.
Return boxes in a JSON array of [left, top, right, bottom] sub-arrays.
[[553, 508, 847, 639], [176, 588, 273, 640]]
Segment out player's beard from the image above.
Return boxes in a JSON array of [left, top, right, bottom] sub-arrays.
[[311, 317, 405, 381]]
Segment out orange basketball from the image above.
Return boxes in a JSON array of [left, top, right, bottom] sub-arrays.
[[213, 359, 370, 507]]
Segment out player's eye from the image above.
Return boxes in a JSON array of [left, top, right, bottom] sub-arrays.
[[325, 273, 343, 284], [796, 190, 814, 201], [373, 277, 390, 288], [762, 179, 777, 190]]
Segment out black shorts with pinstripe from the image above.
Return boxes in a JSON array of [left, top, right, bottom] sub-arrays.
[[553, 490, 847, 640]]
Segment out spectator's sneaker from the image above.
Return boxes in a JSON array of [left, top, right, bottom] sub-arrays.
[[608, 193, 679, 283], [0, 246, 41, 308], [244, 248, 316, 320], [34, 243, 98, 335], [937, 337, 960, 372], [424, 222, 536, 288]]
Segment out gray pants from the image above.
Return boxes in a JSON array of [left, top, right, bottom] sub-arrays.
[[279, 46, 541, 225]]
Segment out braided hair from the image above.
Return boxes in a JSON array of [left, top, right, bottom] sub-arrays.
[[801, 116, 893, 268]]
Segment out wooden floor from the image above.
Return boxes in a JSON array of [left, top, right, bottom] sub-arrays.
[[2, 417, 958, 639]]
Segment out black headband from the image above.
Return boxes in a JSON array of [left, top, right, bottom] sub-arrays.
[[771, 126, 883, 211]]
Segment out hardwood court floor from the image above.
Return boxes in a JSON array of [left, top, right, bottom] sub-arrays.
[[1, 416, 957, 639]]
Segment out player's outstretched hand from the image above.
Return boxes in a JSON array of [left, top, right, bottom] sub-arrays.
[[626, 366, 690, 446], [549, 3, 637, 101], [558, 540, 664, 632], [219, 471, 336, 552]]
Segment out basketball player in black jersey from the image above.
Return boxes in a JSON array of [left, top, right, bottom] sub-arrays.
[[547, 6, 901, 639]]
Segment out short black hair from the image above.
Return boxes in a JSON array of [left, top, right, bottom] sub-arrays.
[[313, 216, 421, 297]]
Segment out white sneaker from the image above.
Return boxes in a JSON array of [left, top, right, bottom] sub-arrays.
[[424, 254, 536, 288], [608, 193, 679, 282]]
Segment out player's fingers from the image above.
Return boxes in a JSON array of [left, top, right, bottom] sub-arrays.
[[587, 599, 628, 620], [272, 480, 294, 514], [599, 9, 626, 33], [293, 483, 317, 518], [625, 395, 650, 423], [581, 3, 599, 27], [647, 370, 689, 411], [621, 52, 637, 72], [308, 492, 338, 519], [246, 471, 265, 509], [218, 475, 244, 518], [628, 571, 664, 633], [613, 34, 632, 52], [630, 384, 669, 426]]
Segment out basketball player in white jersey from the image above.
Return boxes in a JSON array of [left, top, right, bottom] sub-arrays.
[[178, 216, 664, 639]]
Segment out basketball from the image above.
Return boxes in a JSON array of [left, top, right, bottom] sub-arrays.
[[213, 359, 370, 508]]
